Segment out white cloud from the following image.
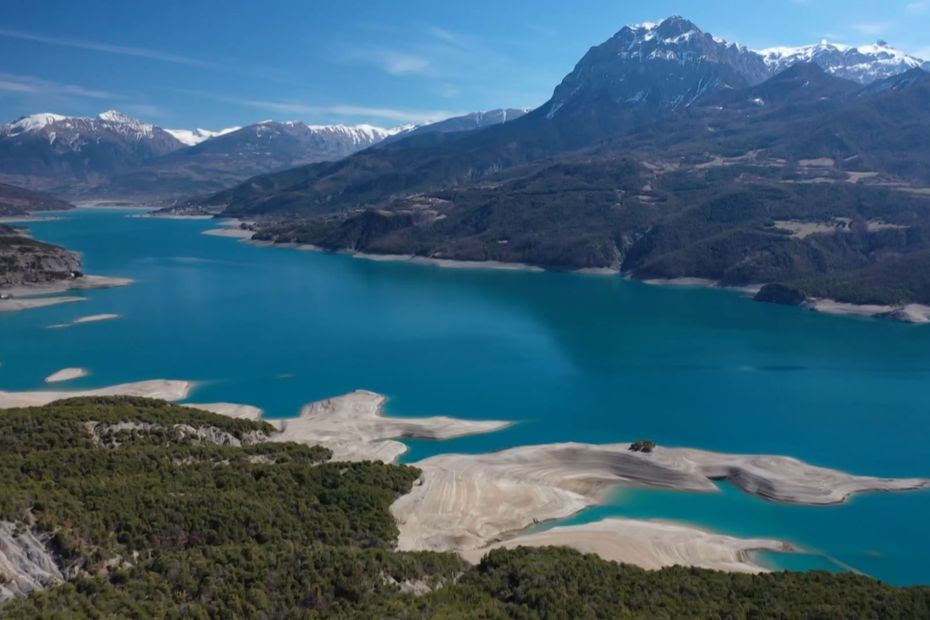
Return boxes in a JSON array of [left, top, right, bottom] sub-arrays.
[[376, 51, 431, 76], [204, 93, 456, 125], [907, 0, 930, 13], [0, 71, 111, 99], [0, 27, 218, 68], [852, 21, 894, 37], [122, 103, 167, 119]]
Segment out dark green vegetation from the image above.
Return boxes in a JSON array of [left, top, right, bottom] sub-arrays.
[[0, 397, 414, 569], [3, 397, 930, 618], [0, 181, 72, 216], [629, 440, 657, 453]]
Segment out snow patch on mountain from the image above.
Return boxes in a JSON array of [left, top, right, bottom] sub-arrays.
[[4, 113, 68, 135], [757, 40, 926, 84], [165, 126, 241, 146]]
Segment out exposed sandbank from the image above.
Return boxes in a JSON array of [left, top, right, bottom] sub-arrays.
[[0, 276, 132, 314], [462, 517, 792, 573], [351, 252, 546, 273], [805, 299, 930, 324], [267, 390, 512, 462], [0, 380, 194, 409], [44, 368, 89, 384], [2, 275, 133, 298], [202, 227, 254, 239], [202, 218, 256, 239], [138, 213, 214, 220], [184, 402, 264, 420], [0, 296, 83, 313], [641, 277, 930, 324], [0, 215, 60, 223], [47, 313, 121, 329], [188, 390, 926, 571], [641, 276, 763, 295], [391, 442, 929, 558]]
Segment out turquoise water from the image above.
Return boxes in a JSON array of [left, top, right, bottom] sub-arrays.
[[2, 208, 929, 585]]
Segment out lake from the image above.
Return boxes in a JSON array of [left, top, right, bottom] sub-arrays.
[[2, 207, 929, 584]]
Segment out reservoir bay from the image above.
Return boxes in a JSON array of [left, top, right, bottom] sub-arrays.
[[2, 207, 929, 584]]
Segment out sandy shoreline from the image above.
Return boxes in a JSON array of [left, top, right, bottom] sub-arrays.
[[0, 215, 61, 223], [267, 390, 512, 462], [0, 276, 133, 314], [184, 402, 264, 420], [2, 382, 925, 575], [390, 442, 929, 562], [805, 299, 930, 324], [0, 380, 194, 409], [0, 296, 84, 313], [461, 518, 792, 573], [641, 276, 930, 324]]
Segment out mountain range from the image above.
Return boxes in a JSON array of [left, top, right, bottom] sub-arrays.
[[0, 108, 529, 198], [3, 16, 930, 310], [177, 16, 930, 312]]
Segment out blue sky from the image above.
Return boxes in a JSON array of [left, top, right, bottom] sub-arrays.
[[0, 0, 927, 130]]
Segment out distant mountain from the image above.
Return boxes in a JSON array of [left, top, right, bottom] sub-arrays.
[[759, 40, 929, 84], [0, 182, 73, 216], [192, 16, 930, 313], [201, 16, 930, 221], [101, 121, 407, 198], [383, 109, 529, 143], [0, 111, 185, 193], [703, 61, 860, 111], [193, 17, 786, 217], [544, 17, 769, 121], [165, 126, 241, 146]]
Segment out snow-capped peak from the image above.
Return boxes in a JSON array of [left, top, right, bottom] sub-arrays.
[[756, 40, 926, 84], [4, 112, 67, 134], [165, 126, 241, 146], [96, 110, 154, 135]]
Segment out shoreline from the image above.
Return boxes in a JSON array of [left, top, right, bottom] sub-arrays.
[[804, 298, 930, 324], [0, 275, 133, 314], [460, 517, 793, 573], [0, 379, 194, 408], [204, 222, 927, 323], [2, 381, 926, 576], [390, 441, 929, 565], [640, 276, 930, 325]]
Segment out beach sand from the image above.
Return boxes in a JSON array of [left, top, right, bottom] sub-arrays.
[[391, 442, 929, 559], [806, 299, 930, 324], [0, 296, 83, 313], [0, 380, 194, 408], [0, 275, 132, 314], [184, 402, 264, 420], [462, 517, 793, 573], [268, 390, 511, 462]]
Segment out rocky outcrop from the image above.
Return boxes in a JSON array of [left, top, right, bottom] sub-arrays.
[[754, 283, 807, 306], [0, 522, 65, 602], [85, 421, 269, 448], [0, 233, 82, 289]]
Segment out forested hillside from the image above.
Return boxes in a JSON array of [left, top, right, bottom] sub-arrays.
[[1, 397, 929, 618]]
